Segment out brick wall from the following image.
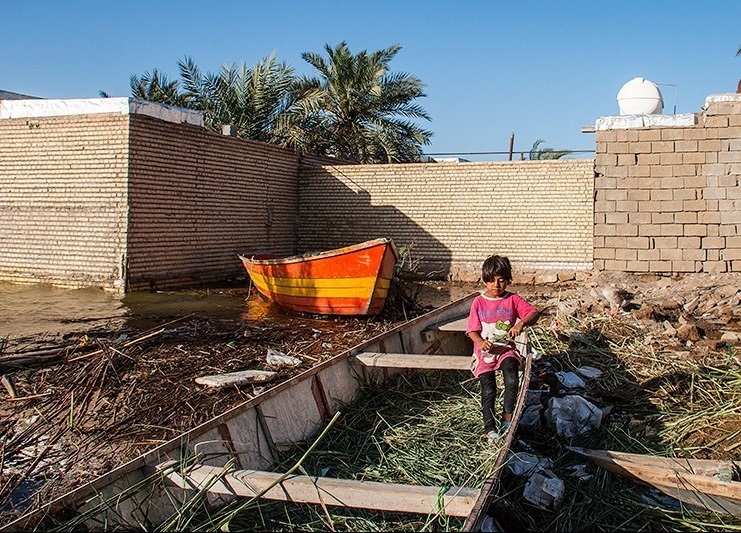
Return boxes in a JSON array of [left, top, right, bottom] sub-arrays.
[[126, 115, 299, 290], [594, 95, 741, 274], [0, 115, 129, 289], [298, 160, 594, 280]]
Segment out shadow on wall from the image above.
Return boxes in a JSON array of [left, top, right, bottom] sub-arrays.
[[297, 166, 453, 282]]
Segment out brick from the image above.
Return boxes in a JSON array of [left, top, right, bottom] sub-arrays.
[[616, 249, 637, 261], [702, 236, 726, 249], [704, 116, 729, 128], [651, 141, 675, 153], [675, 140, 698, 152], [660, 225, 684, 236], [653, 236, 678, 248], [626, 260, 650, 271], [671, 260, 698, 272], [661, 129, 686, 141], [629, 141, 652, 153], [682, 248, 706, 261], [638, 129, 662, 141], [626, 236, 650, 249], [637, 249, 660, 261], [674, 211, 697, 224], [660, 153, 683, 165], [637, 153, 660, 165], [651, 189, 673, 201], [659, 249, 683, 261]]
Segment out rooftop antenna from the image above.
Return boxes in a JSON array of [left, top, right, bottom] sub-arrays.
[[655, 82, 678, 114]]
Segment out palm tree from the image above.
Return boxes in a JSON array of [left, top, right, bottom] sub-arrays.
[[527, 139, 571, 160], [129, 55, 294, 143], [129, 69, 190, 108], [279, 42, 433, 163], [178, 54, 295, 143]]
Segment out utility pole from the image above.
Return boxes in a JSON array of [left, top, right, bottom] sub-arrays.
[[508, 132, 515, 161]]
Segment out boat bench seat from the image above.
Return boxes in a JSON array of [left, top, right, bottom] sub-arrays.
[[161, 462, 479, 517], [352, 352, 471, 370], [427, 316, 468, 332]]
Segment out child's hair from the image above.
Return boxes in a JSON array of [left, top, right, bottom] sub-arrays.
[[482, 255, 512, 282]]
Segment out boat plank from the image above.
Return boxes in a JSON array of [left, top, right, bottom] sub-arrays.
[[430, 317, 468, 332], [163, 464, 480, 517], [569, 447, 741, 517], [352, 352, 471, 370]]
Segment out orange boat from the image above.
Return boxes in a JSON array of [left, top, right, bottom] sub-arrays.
[[239, 238, 398, 316]]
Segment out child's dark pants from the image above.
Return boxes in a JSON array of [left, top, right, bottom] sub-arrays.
[[479, 357, 519, 432]]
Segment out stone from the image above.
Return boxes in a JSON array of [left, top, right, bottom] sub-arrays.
[[558, 271, 576, 282], [660, 299, 681, 310], [535, 273, 559, 284], [677, 324, 702, 342], [632, 304, 656, 320]]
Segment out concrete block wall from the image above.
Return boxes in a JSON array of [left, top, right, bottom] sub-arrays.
[[298, 160, 594, 280], [0, 114, 129, 289], [594, 94, 741, 274], [126, 115, 299, 290]]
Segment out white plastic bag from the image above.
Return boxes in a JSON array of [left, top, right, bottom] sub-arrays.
[[545, 395, 602, 439], [266, 349, 302, 367]]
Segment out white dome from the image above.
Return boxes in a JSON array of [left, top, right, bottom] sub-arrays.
[[617, 77, 663, 115]]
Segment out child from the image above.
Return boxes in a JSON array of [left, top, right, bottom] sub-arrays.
[[466, 255, 539, 442]]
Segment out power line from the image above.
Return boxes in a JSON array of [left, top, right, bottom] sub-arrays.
[[422, 149, 595, 156]]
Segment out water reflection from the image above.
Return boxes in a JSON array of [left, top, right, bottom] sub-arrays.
[[0, 282, 253, 339]]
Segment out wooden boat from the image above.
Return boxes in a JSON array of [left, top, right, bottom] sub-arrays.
[[239, 238, 398, 316], [569, 447, 741, 517], [1, 293, 532, 532]]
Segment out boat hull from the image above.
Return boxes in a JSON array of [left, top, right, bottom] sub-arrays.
[[240, 238, 398, 316]]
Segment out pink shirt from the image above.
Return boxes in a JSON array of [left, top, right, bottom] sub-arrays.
[[466, 291, 537, 377]]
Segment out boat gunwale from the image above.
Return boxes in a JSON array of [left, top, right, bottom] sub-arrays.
[[1, 291, 480, 532], [238, 238, 397, 267]]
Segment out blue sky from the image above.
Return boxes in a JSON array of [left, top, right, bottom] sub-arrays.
[[3, 1, 740, 160]]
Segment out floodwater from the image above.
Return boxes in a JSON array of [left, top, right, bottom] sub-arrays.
[[0, 281, 260, 340], [0, 280, 479, 341]]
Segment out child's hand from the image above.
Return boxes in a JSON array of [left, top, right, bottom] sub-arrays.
[[508, 323, 524, 338], [476, 339, 493, 352]]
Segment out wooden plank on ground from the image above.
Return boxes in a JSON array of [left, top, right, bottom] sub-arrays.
[[195, 370, 276, 388], [352, 352, 471, 370], [163, 465, 479, 517]]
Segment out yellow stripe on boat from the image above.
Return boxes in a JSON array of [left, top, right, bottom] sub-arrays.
[[248, 272, 391, 298]]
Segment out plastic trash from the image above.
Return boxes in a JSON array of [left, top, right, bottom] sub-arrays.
[[266, 349, 302, 367], [519, 404, 542, 431], [564, 463, 592, 481], [555, 371, 587, 389], [523, 469, 565, 509], [545, 395, 602, 439], [529, 347, 542, 361], [576, 366, 602, 379], [505, 451, 553, 477]]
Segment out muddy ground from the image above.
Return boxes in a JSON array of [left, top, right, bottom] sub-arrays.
[[0, 270, 739, 527]]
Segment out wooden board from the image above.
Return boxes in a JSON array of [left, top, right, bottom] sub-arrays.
[[163, 464, 480, 517], [429, 317, 468, 332], [569, 447, 741, 517], [352, 352, 471, 370], [195, 370, 276, 388]]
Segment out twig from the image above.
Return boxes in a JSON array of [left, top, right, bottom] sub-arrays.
[[67, 328, 166, 362]]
